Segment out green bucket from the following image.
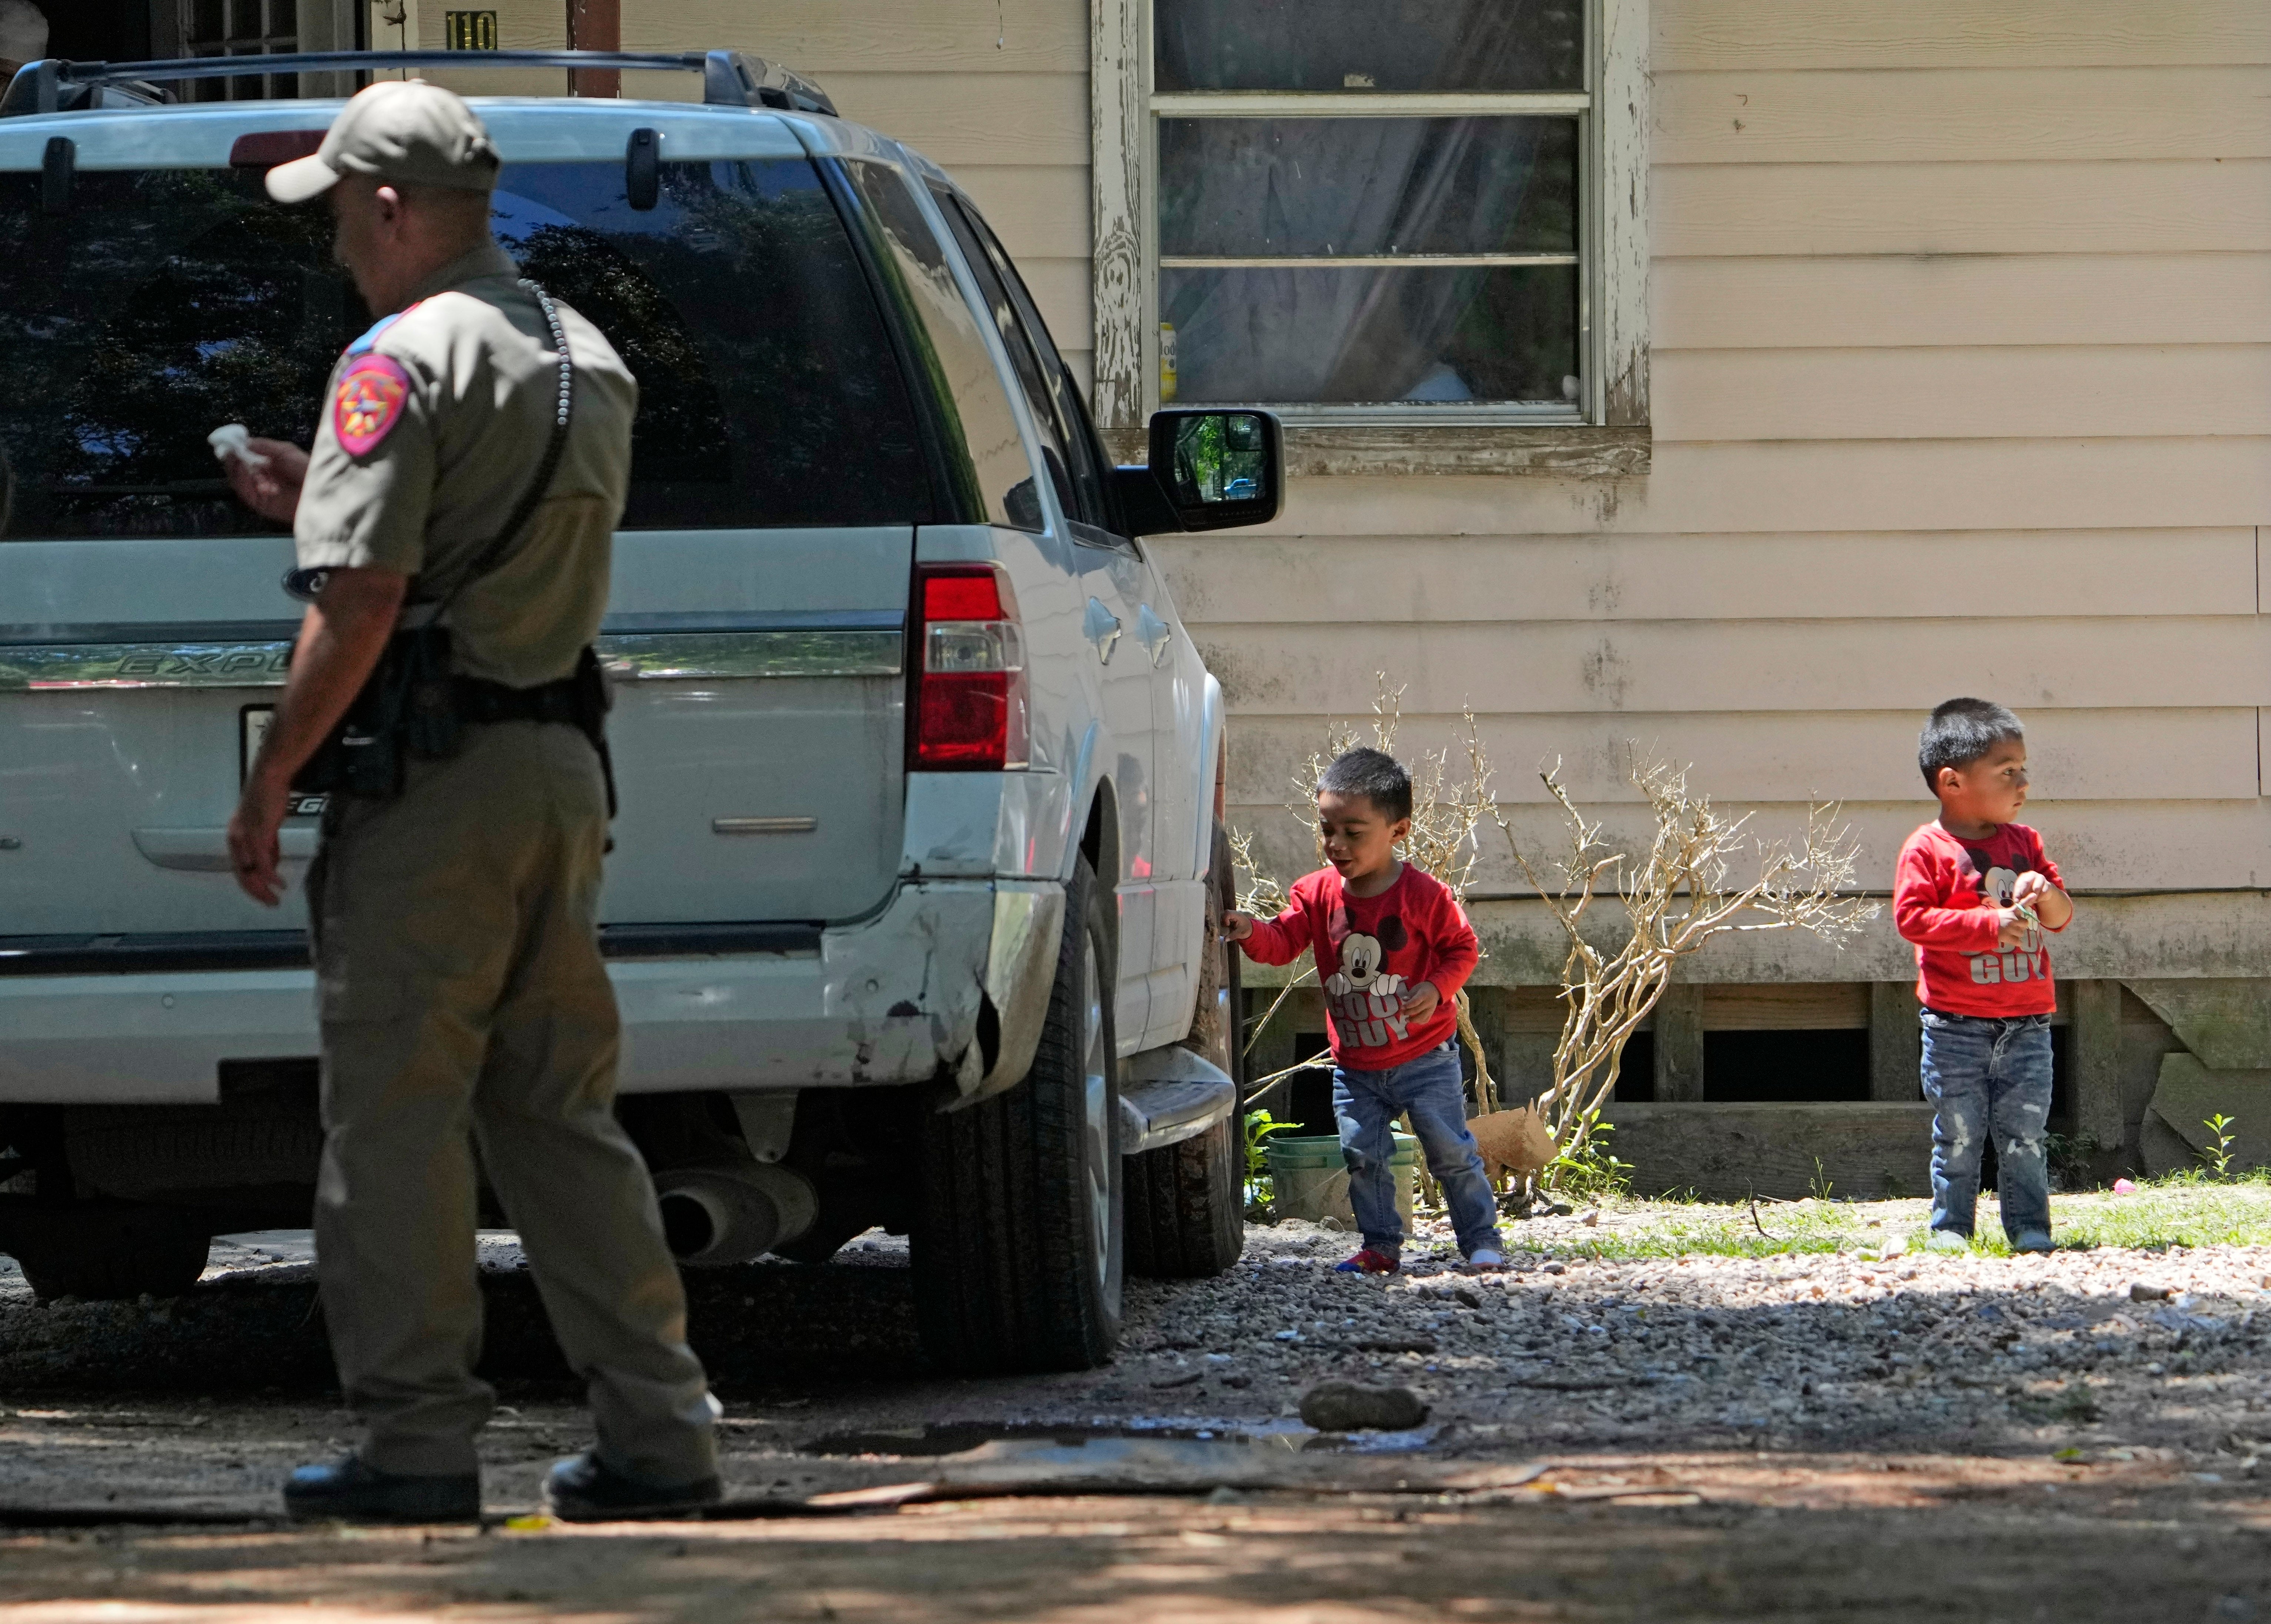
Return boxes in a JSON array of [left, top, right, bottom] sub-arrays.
[[1264, 1133, 1419, 1229]]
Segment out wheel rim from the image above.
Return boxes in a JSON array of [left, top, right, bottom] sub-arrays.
[[1081, 936, 1112, 1293]]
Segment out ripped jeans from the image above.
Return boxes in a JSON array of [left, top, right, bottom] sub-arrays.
[[1334, 1042, 1504, 1259], [1920, 1008, 2054, 1242]]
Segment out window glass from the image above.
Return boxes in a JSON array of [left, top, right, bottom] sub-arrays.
[[930, 184, 1089, 529], [1155, 0, 1583, 93], [842, 161, 1041, 531], [1160, 117, 1577, 259], [0, 159, 932, 538], [1153, 6, 1588, 413], [948, 198, 1115, 530], [498, 160, 930, 529], [1162, 264, 1576, 405], [1158, 117, 1579, 405]]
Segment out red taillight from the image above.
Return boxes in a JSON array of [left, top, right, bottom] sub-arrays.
[[913, 565, 1027, 771], [923, 573, 1003, 621]]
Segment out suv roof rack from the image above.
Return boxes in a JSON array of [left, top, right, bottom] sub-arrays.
[[0, 49, 835, 119]]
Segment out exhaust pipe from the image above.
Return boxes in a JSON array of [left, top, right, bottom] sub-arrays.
[[654, 1163, 818, 1267]]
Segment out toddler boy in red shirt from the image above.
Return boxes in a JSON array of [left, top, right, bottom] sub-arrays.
[[1226, 748, 1506, 1274], [1894, 698, 2075, 1254]]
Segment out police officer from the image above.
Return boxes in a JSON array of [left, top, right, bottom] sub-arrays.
[[222, 81, 719, 1524]]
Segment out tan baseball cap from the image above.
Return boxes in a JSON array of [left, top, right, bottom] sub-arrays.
[[266, 79, 500, 204]]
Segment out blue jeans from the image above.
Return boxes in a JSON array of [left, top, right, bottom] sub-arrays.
[[1920, 1009, 2054, 1242], [1333, 1042, 1504, 1258]]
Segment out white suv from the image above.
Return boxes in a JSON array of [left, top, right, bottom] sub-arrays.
[[0, 49, 1281, 1373]]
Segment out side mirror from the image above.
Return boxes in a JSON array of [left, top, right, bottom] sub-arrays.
[[1112, 408, 1283, 536]]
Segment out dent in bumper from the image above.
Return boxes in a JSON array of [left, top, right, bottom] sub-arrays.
[[971, 880, 1066, 1101]]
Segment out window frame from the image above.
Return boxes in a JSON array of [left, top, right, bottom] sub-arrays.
[[1091, 0, 1649, 474], [147, 0, 363, 100]]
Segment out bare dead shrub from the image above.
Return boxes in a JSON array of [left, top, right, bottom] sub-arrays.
[[1503, 755, 1879, 1171], [1231, 685, 1879, 1205]]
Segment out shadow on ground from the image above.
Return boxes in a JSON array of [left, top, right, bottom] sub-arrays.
[[4, 1473, 2271, 1624], [0, 1259, 925, 1396]]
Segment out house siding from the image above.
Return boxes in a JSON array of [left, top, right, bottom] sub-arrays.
[[1152, 0, 2271, 990]]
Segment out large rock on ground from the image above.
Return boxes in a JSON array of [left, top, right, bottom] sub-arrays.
[[1299, 1381, 1430, 1433]]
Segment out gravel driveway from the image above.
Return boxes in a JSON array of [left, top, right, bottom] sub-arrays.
[[6, 1195, 2271, 1619]]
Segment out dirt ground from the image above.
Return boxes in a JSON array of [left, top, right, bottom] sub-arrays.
[[6, 1204, 2271, 1621]]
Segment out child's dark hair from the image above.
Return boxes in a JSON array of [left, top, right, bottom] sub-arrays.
[[1918, 698, 2024, 792], [1318, 746, 1412, 822]]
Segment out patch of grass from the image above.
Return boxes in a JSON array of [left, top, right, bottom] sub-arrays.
[[2046, 1177, 2271, 1252], [1507, 1177, 2271, 1261], [1534, 1196, 1905, 1261]]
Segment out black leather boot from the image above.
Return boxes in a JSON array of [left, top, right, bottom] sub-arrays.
[[543, 1452, 722, 1522], [284, 1454, 482, 1523]]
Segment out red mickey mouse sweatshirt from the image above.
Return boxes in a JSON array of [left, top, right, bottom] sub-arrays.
[[1238, 863, 1479, 1069]]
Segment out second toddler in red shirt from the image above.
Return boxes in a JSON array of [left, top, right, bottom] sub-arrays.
[[1227, 747, 1506, 1274], [1894, 698, 2075, 1255]]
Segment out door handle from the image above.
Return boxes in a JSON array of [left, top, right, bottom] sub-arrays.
[[1135, 604, 1173, 668], [1085, 597, 1122, 663]]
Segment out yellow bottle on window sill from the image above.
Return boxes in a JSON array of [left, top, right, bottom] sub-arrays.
[[1159, 322, 1178, 403]]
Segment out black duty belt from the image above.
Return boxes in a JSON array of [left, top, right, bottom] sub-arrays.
[[455, 672, 585, 726]]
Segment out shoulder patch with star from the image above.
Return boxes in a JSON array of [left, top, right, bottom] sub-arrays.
[[333, 353, 411, 457]]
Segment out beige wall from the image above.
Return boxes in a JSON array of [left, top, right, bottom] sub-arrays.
[[1158, 0, 2271, 978]]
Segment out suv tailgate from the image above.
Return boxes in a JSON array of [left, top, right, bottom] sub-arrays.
[[1, 112, 931, 939]]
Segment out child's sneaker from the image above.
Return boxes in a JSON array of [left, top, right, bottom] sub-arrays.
[[1335, 1248, 1400, 1275], [1925, 1229, 1970, 1254], [2013, 1230, 2054, 1254], [1459, 1248, 1508, 1273]]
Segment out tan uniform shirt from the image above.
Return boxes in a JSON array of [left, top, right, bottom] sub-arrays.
[[293, 242, 638, 688]]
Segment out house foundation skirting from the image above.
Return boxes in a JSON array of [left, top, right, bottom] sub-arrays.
[[1236, 975, 2255, 1193]]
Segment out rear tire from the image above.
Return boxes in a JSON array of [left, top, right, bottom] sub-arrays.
[[8, 1209, 211, 1302], [913, 854, 1124, 1373], [1124, 1113, 1244, 1279]]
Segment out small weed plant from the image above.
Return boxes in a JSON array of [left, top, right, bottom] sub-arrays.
[[2044, 1131, 2105, 1191], [2201, 1113, 2240, 1180], [1545, 1121, 1633, 1203], [1243, 1109, 1298, 1208]]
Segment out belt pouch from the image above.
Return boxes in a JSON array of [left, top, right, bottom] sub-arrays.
[[290, 625, 463, 801]]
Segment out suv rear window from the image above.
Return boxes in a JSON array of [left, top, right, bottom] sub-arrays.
[[0, 156, 932, 538]]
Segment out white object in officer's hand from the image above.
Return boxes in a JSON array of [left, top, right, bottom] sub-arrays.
[[207, 423, 270, 472]]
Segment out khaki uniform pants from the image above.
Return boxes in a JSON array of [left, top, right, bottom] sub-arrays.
[[308, 721, 718, 1483]]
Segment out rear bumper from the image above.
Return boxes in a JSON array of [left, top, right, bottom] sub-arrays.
[[0, 880, 1062, 1103]]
